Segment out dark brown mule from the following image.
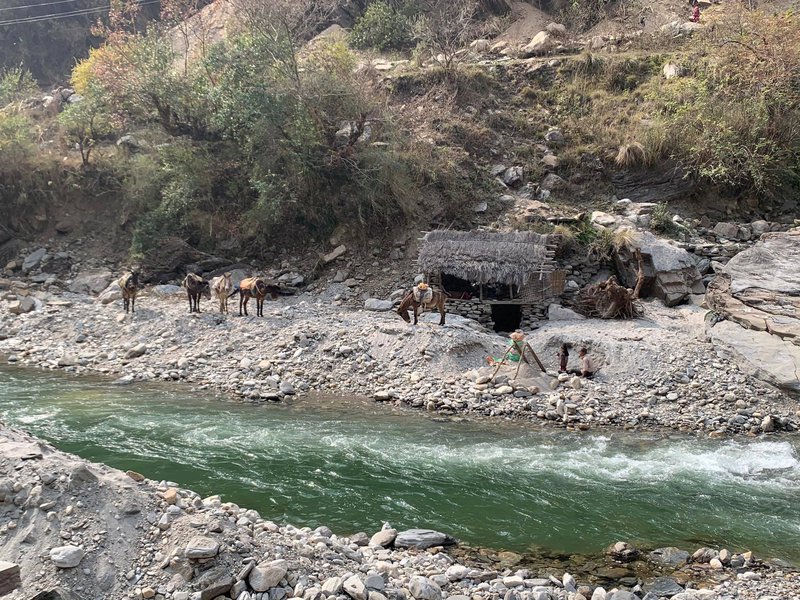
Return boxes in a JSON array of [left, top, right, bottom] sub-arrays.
[[230, 277, 281, 316], [397, 284, 447, 325], [117, 271, 139, 314], [182, 273, 211, 313]]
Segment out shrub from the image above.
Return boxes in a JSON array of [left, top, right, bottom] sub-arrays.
[[0, 67, 38, 108], [349, 2, 411, 51], [649, 202, 673, 233]]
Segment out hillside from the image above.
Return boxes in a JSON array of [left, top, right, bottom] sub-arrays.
[[0, 0, 798, 277]]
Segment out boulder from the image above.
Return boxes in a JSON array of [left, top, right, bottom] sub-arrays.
[[185, 536, 220, 559], [22, 248, 47, 273], [547, 304, 585, 321], [369, 528, 397, 547], [520, 31, 555, 57], [249, 560, 287, 592], [343, 576, 368, 600], [49, 546, 83, 568], [644, 577, 684, 597], [364, 299, 395, 312], [713, 222, 741, 240], [708, 320, 800, 394], [394, 528, 456, 549], [323, 245, 347, 263], [502, 166, 524, 187], [407, 576, 441, 600], [540, 173, 566, 191], [151, 284, 183, 297], [8, 297, 36, 315], [125, 344, 147, 359], [705, 231, 800, 392], [648, 547, 690, 567], [615, 231, 703, 306], [97, 284, 123, 304], [545, 22, 567, 38], [69, 269, 113, 295]]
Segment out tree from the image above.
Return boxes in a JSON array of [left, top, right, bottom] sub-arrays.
[[412, 0, 479, 76]]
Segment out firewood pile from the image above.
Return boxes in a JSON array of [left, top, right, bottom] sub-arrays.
[[576, 249, 645, 319]]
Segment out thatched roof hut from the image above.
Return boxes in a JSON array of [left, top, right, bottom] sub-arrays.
[[418, 230, 558, 287]]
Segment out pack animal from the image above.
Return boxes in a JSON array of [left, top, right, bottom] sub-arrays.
[[117, 271, 139, 314], [182, 273, 211, 313], [229, 277, 281, 316], [397, 284, 447, 325], [209, 272, 233, 314]]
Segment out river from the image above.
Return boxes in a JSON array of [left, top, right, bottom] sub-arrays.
[[1, 365, 799, 563]]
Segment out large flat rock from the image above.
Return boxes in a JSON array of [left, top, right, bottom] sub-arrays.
[[708, 320, 800, 393]]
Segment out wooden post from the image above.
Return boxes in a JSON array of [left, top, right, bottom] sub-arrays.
[[489, 346, 513, 380]]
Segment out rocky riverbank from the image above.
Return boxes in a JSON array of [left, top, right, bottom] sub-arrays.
[[0, 277, 798, 437], [2, 422, 799, 600]]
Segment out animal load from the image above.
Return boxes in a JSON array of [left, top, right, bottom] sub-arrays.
[[232, 277, 281, 317], [576, 249, 645, 319]]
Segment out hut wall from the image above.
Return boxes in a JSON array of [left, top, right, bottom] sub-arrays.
[[445, 297, 552, 329]]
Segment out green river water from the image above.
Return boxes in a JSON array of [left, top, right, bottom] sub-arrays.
[[1, 365, 799, 563]]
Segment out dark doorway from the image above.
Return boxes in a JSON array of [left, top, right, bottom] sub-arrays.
[[491, 304, 522, 333]]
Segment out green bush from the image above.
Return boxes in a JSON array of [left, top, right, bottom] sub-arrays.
[[0, 67, 38, 108], [349, 2, 411, 51]]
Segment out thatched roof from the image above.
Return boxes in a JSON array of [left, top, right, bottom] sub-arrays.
[[418, 230, 557, 287]]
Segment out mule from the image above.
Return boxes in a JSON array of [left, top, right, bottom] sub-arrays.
[[229, 277, 281, 316], [397, 284, 447, 326], [182, 273, 211, 313], [117, 271, 139, 314], [209, 272, 233, 314]]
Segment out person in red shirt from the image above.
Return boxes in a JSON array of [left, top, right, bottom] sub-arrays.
[[691, 0, 701, 23]]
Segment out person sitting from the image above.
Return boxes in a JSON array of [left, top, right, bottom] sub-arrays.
[[487, 330, 526, 365], [578, 347, 596, 378]]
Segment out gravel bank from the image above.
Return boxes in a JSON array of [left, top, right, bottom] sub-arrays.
[[0, 284, 798, 437], [2, 423, 798, 600]]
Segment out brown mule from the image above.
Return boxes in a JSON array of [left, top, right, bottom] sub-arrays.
[[397, 284, 447, 326], [230, 277, 281, 316]]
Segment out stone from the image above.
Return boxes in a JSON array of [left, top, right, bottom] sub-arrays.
[[151, 284, 184, 298], [662, 62, 684, 79], [185, 536, 220, 559], [473, 201, 488, 213], [644, 577, 684, 597], [548, 304, 585, 321], [545, 129, 565, 145], [502, 166, 524, 187], [68, 270, 113, 295], [590, 211, 618, 227], [369, 528, 397, 547], [8, 297, 35, 314], [343, 576, 368, 600], [615, 231, 702, 307], [541, 154, 560, 169], [394, 528, 456, 549], [649, 547, 690, 566], [322, 576, 343, 595], [323, 245, 347, 263], [0, 561, 21, 595], [50, 545, 84, 568], [713, 222, 741, 240], [97, 283, 123, 304], [364, 299, 395, 312], [22, 248, 47, 273], [249, 560, 288, 592], [540, 172, 566, 191], [545, 22, 567, 38], [445, 565, 469, 581], [125, 344, 147, 359], [407, 576, 441, 600], [521, 31, 555, 57]]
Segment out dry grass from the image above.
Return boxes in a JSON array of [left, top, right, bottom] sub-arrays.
[[615, 142, 647, 168]]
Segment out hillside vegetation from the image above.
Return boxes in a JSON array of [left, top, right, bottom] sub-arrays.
[[0, 0, 798, 269]]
